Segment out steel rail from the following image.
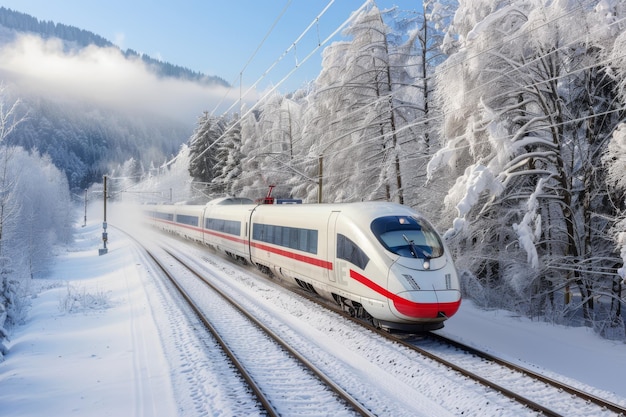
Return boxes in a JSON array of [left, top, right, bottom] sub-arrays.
[[143, 248, 280, 416], [162, 248, 376, 417], [426, 332, 626, 416]]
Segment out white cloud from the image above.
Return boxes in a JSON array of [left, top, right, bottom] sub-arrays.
[[0, 34, 254, 125]]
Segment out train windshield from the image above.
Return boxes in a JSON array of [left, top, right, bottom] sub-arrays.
[[371, 216, 444, 259]]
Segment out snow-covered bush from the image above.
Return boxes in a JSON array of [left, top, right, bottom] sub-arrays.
[[58, 283, 110, 314], [0, 146, 73, 360], [0, 87, 74, 360]]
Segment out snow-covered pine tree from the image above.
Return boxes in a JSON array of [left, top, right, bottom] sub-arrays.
[[311, 5, 435, 204], [430, 0, 625, 330], [187, 112, 227, 196], [211, 113, 243, 196]]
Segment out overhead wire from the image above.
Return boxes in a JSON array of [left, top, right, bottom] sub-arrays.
[[188, 0, 371, 166], [160, 0, 626, 206], [208, 0, 293, 117], [304, 3, 626, 167]]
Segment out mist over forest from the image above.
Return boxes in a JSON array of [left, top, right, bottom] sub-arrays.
[[0, 6, 238, 190]]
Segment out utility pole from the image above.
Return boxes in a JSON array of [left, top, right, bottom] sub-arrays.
[[83, 188, 87, 227], [99, 175, 108, 256], [318, 155, 323, 204]]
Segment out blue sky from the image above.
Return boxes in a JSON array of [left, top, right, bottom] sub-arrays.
[[0, 1, 411, 92]]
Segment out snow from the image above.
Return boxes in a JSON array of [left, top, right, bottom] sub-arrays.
[[442, 163, 504, 239], [512, 177, 545, 268], [0, 221, 178, 417], [1, 212, 626, 416]]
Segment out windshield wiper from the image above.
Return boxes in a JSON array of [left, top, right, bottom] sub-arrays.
[[402, 234, 418, 258], [403, 234, 432, 269]]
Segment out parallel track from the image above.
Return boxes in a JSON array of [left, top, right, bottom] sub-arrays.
[[422, 332, 626, 416], [135, 226, 626, 416], [264, 269, 626, 416], [393, 331, 626, 417], [145, 244, 375, 417]]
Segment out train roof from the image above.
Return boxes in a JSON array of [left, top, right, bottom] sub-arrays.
[[252, 201, 425, 223], [206, 197, 255, 206]]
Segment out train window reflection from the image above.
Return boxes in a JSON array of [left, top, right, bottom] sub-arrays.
[[371, 216, 444, 259], [253, 223, 318, 254], [205, 217, 241, 236], [337, 234, 369, 270], [176, 214, 199, 227]]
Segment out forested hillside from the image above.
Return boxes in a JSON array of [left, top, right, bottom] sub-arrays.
[[0, 6, 228, 190], [4, 94, 187, 189], [0, 7, 229, 86], [0, 6, 232, 353]]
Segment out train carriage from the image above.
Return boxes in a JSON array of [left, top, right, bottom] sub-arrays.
[[202, 197, 251, 261], [171, 205, 204, 242], [145, 197, 461, 331]]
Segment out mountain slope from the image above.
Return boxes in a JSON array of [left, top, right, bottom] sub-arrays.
[[0, 6, 229, 87], [0, 6, 227, 191]]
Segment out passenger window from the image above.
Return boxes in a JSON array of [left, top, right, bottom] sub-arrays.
[[337, 234, 369, 270]]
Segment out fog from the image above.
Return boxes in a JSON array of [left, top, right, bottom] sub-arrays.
[[0, 33, 254, 125]]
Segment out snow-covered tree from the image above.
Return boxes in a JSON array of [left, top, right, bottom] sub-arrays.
[[0, 86, 75, 359], [309, 4, 443, 204], [148, 146, 195, 203], [211, 113, 244, 196], [389, 0, 457, 209], [231, 95, 311, 201], [188, 112, 227, 186], [10, 149, 72, 276], [241, 94, 302, 198], [0, 86, 25, 358], [430, 0, 626, 332]]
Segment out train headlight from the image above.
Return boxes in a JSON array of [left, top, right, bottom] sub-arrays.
[[423, 260, 430, 270]]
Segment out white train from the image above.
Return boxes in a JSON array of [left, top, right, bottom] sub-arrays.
[[145, 197, 461, 330]]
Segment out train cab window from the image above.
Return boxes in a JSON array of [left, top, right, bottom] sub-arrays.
[[337, 234, 369, 270], [371, 216, 444, 259]]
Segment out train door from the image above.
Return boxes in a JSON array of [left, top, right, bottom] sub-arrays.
[[201, 205, 209, 246], [326, 211, 340, 282]]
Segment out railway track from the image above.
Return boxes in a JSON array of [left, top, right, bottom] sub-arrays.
[[419, 332, 626, 416], [392, 332, 626, 417], [284, 284, 626, 417], [229, 255, 626, 417], [123, 223, 626, 416], [145, 245, 375, 417]]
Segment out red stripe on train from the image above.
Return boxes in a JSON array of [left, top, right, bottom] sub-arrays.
[[349, 269, 461, 319], [250, 242, 333, 270]]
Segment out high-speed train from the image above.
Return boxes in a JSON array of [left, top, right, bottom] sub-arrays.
[[145, 197, 461, 330]]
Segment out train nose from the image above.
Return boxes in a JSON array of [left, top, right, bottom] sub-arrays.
[[388, 262, 461, 320], [392, 290, 461, 319]]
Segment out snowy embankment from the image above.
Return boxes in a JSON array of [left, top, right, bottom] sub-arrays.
[[0, 221, 178, 416], [0, 208, 625, 416]]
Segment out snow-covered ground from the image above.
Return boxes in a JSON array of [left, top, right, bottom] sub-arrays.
[[1, 211, 625, 416]]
